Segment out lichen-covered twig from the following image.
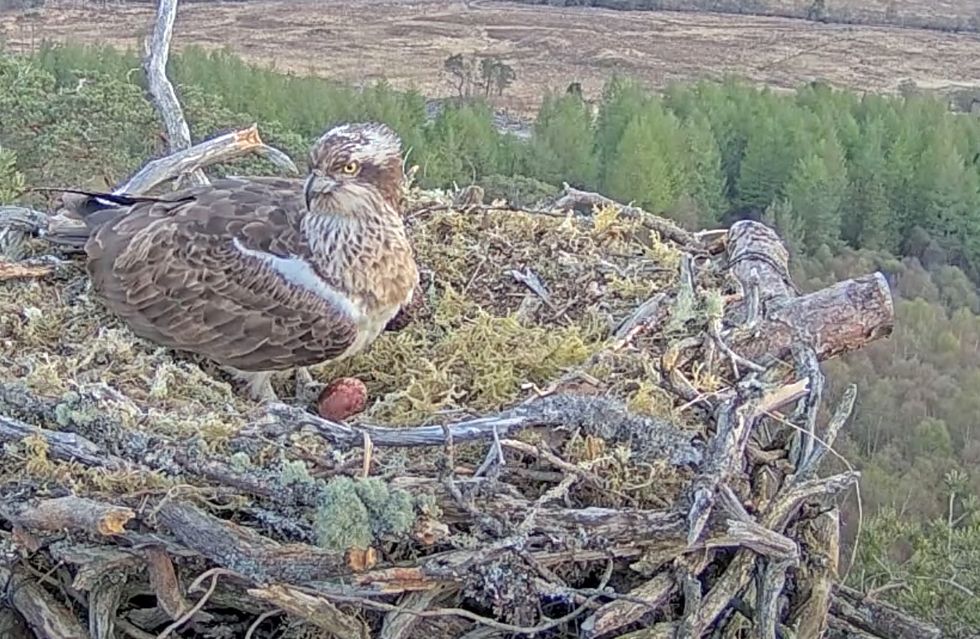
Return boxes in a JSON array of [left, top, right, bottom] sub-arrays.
[[546, 183, 700, 249], [255, 393, 702, 467]]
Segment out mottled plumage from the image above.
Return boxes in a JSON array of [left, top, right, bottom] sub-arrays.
[[58, 122, 418, 401]]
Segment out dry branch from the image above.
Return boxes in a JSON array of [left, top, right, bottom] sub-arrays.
[[247, 584, 369, 637], [0, 564, 91, 639], [4, 496, 134, 536], [115, 125, 298, 195], [546, 183, 699, 248], [793, 508, 840, 639], [723, 220, 894, 366], [0, 412, 122, 469], [0, 206, 48, 259], [142, 0, 206, 186], [255, 393, 702, 466]]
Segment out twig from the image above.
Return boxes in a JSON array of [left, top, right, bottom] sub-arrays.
[[307, 560, 615, 636], [155, 568, 226, 639], [256, 394, 701, 467], [545, 183, 700, 248], [244, 609, 282, 639], [142, 0, 206, 186]]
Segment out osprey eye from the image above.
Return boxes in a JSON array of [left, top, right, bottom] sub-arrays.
[[342, 161, 360, 175]]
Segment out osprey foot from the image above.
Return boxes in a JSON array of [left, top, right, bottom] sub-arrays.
[[226, 369, 280, 404], [294, 366, 320, 405]]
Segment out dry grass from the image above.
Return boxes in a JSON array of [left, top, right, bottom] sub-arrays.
[[2, 0, 978, 116]]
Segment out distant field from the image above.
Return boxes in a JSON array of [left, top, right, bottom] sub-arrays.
[[2, 0, 979, 115]]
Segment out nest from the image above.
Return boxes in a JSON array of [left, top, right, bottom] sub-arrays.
[[0, 172, 933, 638]]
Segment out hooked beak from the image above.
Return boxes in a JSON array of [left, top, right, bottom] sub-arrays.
[[303, 173, 337, 210]]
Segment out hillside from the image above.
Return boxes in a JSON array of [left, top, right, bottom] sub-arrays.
[[1, 0, 978, 116]]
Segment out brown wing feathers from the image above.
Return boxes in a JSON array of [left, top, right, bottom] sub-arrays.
[[84, 178, 358, 371]]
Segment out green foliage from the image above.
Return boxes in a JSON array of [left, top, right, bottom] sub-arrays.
[[0, 146, 25, 203], [419, 101, 500, 187], [603, 102, 686, 213], [529, 91, 598, 188], [783, 133, 848, 253], [853, 499, 980, 636]]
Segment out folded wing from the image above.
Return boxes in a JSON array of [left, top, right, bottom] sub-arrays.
[[85, 178, 358, 371]]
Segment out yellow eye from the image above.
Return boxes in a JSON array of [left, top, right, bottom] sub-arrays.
[[342, 161, 360, 175]]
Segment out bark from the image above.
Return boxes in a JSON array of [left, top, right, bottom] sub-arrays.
[[141, 0, 206, 186], [724, 220, 895, 366], [0, 564, 91, 639], [830, 585, 942, 639], [4, 496, 134, 537]]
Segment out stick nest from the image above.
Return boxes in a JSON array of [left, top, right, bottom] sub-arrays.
[[0, 186, 927, 639]]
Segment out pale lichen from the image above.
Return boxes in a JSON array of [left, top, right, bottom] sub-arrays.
[[313, 476, 418, 551]]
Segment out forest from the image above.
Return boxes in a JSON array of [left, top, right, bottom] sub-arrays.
[[2, 40, 980, 634]]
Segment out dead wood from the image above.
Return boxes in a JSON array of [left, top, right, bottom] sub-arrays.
[[792, 508, 840, 639], [723, 220, 894, 367], [247, 584, 369, 637], [0, 608, 33, 639], [829, 584, 942, 639], [116, 125, 298, 195], [545, 183, 699, 248], [0, 563, 91, 639], [0, 411, 123, 469], [4, 496, 134, 537], [255, 393, 702, 466], [141, 0, 206, 187]]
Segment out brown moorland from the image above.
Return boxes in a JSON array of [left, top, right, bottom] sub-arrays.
[[1, 0, 979, 115]]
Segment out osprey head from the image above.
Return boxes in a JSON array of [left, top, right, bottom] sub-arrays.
[[304, 122, 404, 216]]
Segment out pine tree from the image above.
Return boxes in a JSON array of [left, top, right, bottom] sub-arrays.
[[420, 102, 499, 187], [883, 121, 920, 242], [679, 113, 727, 225], [783, 134, 848, 253], [735, 106, 801, 213], [604, 109, 682, 213], [529, 91, 598, 188], [844, 118, 896, 251], [594, 76, 649, 190], [914, 126, 980, 269]]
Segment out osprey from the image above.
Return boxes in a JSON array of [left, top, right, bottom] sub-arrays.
[[52, 122, 419, 402]]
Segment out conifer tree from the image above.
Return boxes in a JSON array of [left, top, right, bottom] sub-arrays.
[[680, 113, 727, 225], [604, 109, 682, 213], [594, 76, 649, 190], [783, 133, 848, 253], [530, 91, 598, 188], [735, 107, 800, 213], [843, 118, 896, 251]]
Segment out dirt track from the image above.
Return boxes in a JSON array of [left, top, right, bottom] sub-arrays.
[[2, 0, 979, 114]]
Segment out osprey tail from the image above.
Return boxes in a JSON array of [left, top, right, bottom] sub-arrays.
[[40, 188, 180, 250]]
